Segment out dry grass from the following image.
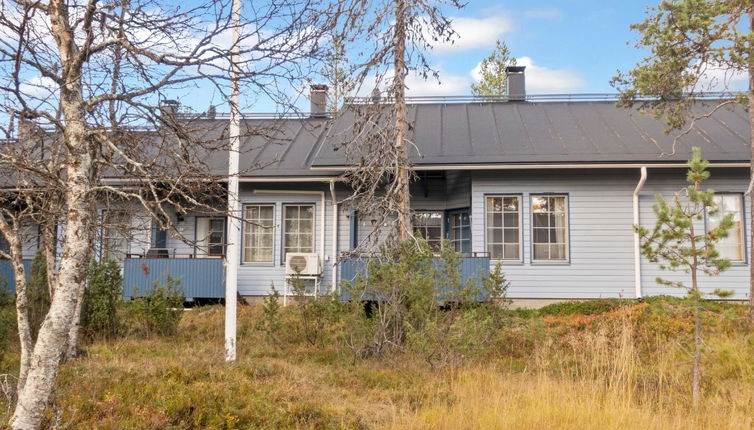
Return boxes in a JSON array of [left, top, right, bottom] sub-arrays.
[[2, 301, 754, 429], [389, 369, 754, 430]]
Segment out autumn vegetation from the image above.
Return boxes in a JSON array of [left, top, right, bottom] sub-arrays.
[[1, 286, 754, 429]]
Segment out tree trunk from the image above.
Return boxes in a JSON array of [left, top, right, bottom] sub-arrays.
[[64, 282, 87, 361], [692, 302, 702, 407], [748, 9, 754, 324], [10, 1, 95, 426], [10, 136, 94, 430], [393, 0, 411, 241], [0, 223, 33, 395]]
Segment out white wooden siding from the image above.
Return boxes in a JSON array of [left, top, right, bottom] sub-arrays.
[[471, 168, 751, 300]]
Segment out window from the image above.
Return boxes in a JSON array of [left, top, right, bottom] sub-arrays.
[[413, 211, 443, 251], [486, 196, 521, 260], [196, 217, 226, 257], [707, 194, 745, 262], [531, 195, 568, 262], [448, 211, 471, 253], [102, 211, 130, 261], [244, 205, 274, 263], [283, 204, 314, 258]]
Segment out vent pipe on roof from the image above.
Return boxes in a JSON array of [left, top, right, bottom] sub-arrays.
[[505, 66, 526, 101], [310, 84, 328, 118]]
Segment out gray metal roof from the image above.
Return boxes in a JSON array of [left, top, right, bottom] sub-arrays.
[[174, 117, 338, 177], [310, 100, 751, 168]]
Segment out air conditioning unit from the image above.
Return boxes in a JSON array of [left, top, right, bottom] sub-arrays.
[[285, 253, 321, 276]]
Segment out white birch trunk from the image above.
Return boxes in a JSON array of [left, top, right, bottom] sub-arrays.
[[10, 147, 94, 429], [10, 1, 96, 426], [0, 221, 33, 395]]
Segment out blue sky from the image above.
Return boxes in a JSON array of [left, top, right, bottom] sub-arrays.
[[177, 0, 747, 113], [409, 0, 657, 96]]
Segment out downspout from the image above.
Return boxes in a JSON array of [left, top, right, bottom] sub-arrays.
[[329, 180, 338, 294], [633, 167, 648, 299]]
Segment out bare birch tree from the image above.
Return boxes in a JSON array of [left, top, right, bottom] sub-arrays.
[[0, 0, 339, 427]]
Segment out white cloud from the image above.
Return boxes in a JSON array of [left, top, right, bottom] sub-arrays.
[[19, 76, 57, 100], [357, 66, 471, 97], [523, 8, 564, 21], [471, 57, 587, 94], [692, 63, 747, 92], [405, 70, 470, 96], [428, 15, 513, 53]]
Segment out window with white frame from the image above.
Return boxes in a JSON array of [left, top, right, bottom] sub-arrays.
[[413, 211, 444, 251], [706, 194, 745, 262], [283, 204, 314, 258], [486, 196, 521, 260], [531, 195, 569, 262], [243, 205, 275, 263], [102, 210, 130, 261], [196, 217, 226, 257]]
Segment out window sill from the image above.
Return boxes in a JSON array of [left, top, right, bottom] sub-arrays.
[[530, 261, 571, 266], [490, 260, 524, 266], [240, 262, 276, 268]]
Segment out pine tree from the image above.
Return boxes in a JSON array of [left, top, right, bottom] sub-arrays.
[[612, 0, 754, 321], [470, 40, 516, 97], [636, 147, 734, 406]]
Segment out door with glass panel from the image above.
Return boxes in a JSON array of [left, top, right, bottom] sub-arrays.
[[446, 208, 471, 254]]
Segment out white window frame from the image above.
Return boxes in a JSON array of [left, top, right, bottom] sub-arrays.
[[412, 210, 444, 251], [242, 204, 275, 264], [449, 211, 471, 253], [705, 193, 746, 263], [485, 195, 523, 262], [195, 216, 226, 258], [282, 204, 315, 261], [530, 194, 569, 263], [101, 210, 131, 262]]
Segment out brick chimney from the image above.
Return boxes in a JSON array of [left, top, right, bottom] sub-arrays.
[[505, 66, 526, 101], [309, 84, 328, 118]]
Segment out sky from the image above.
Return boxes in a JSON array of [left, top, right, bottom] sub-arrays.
[[241, 1, 672, 112], [403, 0, 656, 97]]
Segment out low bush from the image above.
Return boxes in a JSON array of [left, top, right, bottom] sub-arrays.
[[340, 239, 511, 366], [536, 299, 631, 317], [257, 283, 282, 344], [26, 250, 50, 342], [0, 289, 15, 372], [289, 274, 345, 347], [126, 275, 185, 336], [82, 259, 122, 340]]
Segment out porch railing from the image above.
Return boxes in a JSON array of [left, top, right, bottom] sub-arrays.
[[123, 254, 225, 300], [0, 259, 33, 294], [339, 252, 491, 301]]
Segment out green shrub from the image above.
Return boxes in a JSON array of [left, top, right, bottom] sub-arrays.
[[257, 283, 282, 344], [129, 275, 185, 336], [26, 250, 50, 342], [289, 273, 345, 347], [82, 259, 123, 340], [341, 239, 510, 366], [0, 289, 15, 371]]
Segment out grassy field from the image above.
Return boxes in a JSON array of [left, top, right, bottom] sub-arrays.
[[2, 299, 754, 429]]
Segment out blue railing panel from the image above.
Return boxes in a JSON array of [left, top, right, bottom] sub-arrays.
[[0, 260, 33, 294], [123, 258, 225, 299]]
